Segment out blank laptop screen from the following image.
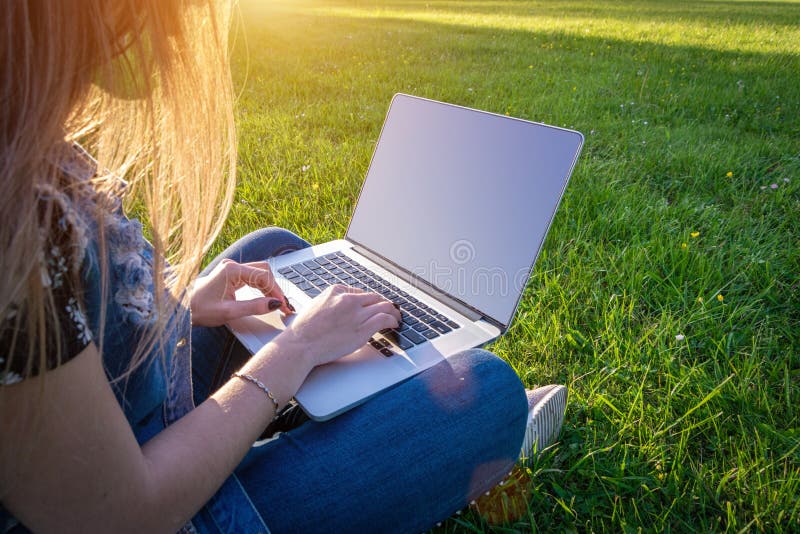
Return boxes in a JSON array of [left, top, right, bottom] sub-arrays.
[[347, 94, 583, 327]]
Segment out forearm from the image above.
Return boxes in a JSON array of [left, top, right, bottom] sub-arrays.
[[1, 285, 398, 532], [138, 331, 312, 531]]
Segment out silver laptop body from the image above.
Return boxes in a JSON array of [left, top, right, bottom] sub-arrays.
[[229, 94, 583, 420]]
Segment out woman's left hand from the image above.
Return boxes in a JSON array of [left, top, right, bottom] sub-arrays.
[[189, 259, 292, 327]]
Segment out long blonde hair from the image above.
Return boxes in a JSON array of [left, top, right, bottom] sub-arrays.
[[1, 0, 236, 378]]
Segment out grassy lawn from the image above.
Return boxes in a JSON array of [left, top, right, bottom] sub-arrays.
[[220, 0, 800, 531]]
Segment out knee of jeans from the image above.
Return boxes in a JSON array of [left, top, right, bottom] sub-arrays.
[[445, 349, 527, 466], [452, 348, 527, 420], [259, 226, 312, 255], [453, 348, 522, 387]]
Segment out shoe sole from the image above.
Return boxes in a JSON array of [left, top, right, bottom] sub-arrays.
[[520, 385, 567, 460]]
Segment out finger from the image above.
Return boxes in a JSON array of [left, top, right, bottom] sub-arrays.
[[243, 260, 271, 271], [360, 312, 401, 336], [222, 297, 283, 321], [334, 291, 390, 314], [232, 263, 291, 314], [327, 285, 374, 304], [233, 263, 277, 291], [328, 283, 366, 295], [334, 287, 387, 306], [352, 291, 388, 307], [361, 301, 401, 325], [247, 262, 298, 314], [234, 261, 271, 290]]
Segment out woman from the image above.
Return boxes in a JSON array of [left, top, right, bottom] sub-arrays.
[[0, 1, 567, 532]]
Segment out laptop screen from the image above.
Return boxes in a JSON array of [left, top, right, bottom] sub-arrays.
[[347, 94, 583, 327]]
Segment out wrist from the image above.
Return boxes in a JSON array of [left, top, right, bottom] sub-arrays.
[[268, 328, 316, 374], [237, 329, 316, 409]]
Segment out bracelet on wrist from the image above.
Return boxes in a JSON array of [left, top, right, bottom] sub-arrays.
[[233, 372, 280, 419]]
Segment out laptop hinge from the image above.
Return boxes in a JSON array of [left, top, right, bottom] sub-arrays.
[[351, 244, 505, 330]]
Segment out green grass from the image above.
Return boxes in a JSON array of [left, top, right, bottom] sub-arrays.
[[218, 1, 800, 531]]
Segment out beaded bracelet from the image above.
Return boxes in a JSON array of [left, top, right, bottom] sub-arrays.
[[233, 372, 280, 418]]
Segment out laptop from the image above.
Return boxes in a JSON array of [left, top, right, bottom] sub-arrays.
[[229, 93, 583, 421]]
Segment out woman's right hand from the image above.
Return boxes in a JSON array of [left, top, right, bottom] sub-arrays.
[[281, 284, 401, 368]]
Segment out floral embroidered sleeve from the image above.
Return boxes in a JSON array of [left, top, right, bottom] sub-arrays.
[[0, 200, 93, 386]]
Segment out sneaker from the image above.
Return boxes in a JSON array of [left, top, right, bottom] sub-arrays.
[[468, 385, 568, 525], [519, 384, 567, 460]]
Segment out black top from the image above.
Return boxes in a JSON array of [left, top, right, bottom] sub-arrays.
[[0, 196, 92, 385]]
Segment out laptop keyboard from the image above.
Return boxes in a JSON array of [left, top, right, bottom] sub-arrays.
[[277, 251, 460, 356]]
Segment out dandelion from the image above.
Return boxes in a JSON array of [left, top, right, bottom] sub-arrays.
[[312, 183, 319, 190], [681, 242, 688, 249], [770, 183, 778, 189], [528, 65, 533, 69], [717, 294, 724, 302], [690, 231, 700, 238], [675, 334, 685, 341], [697, 296, 704, 303], [726, 171, 733, 178]]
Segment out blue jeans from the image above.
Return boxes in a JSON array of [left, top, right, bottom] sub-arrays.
[[191, 228, 528, 533]]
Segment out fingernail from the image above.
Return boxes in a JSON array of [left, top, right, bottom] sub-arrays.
[[268, 299, 282, 311], [392, 302, 400, 310]]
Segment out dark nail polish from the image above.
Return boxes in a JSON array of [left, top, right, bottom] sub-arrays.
[[393, 302, 401, 310], [268, 299, 282, 311], [285, 296, 296, 313]]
